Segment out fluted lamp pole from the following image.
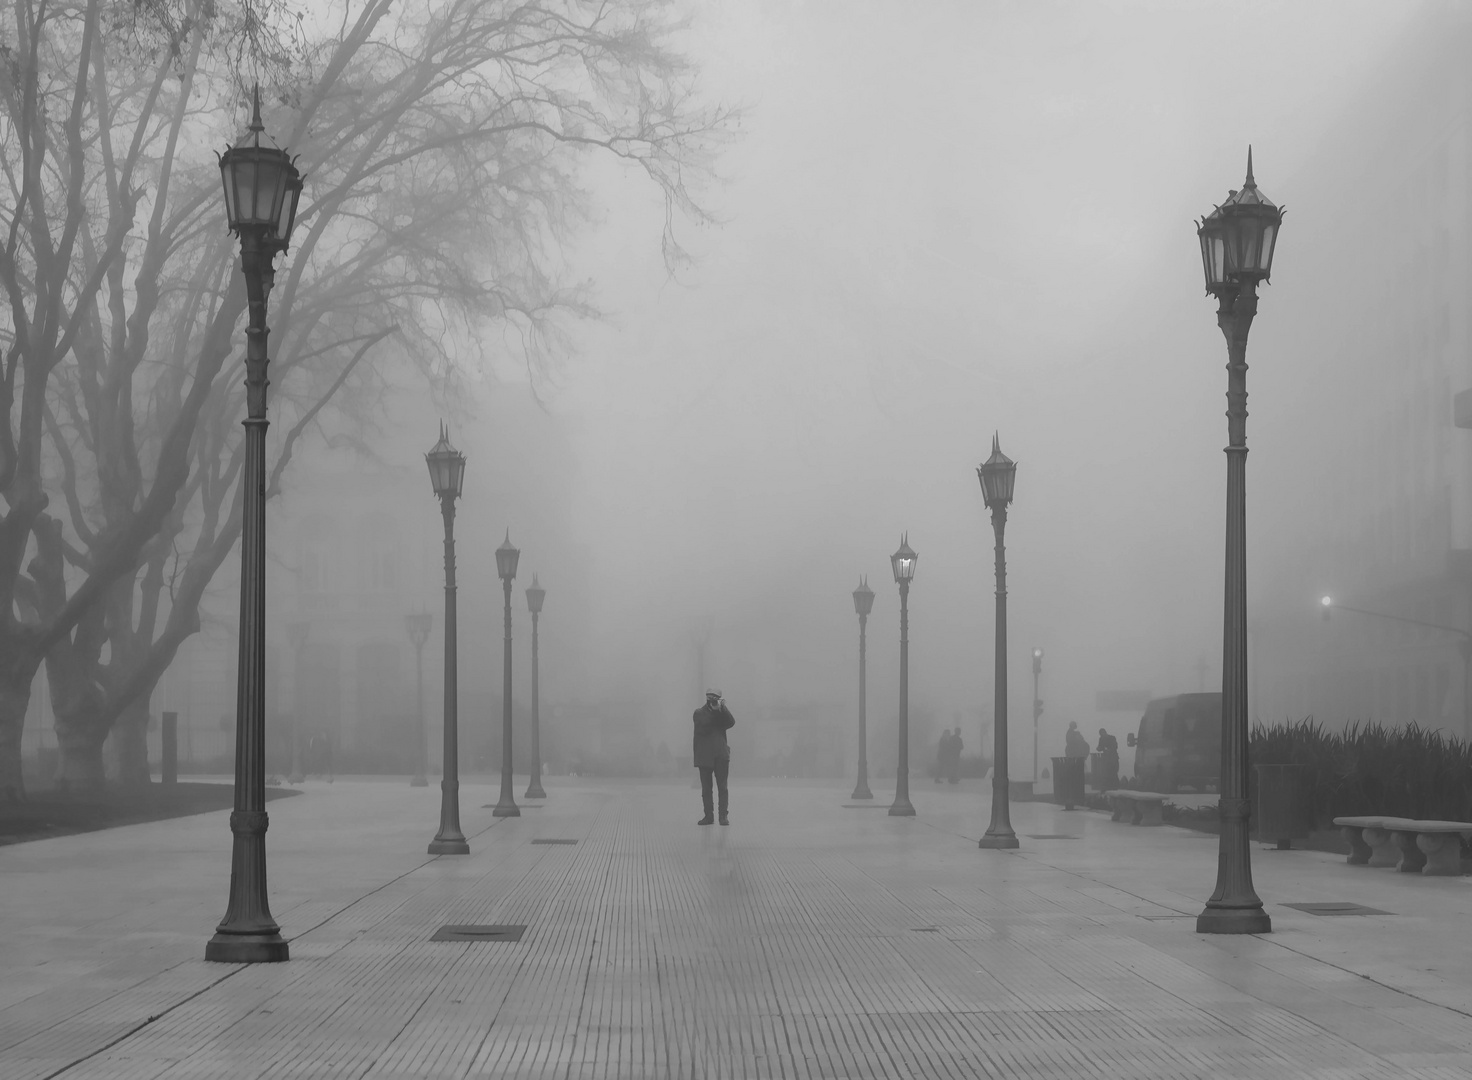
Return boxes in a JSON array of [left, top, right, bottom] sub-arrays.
[[851, 577, 875, 800], [493, 533, 521, 817], [1031, 648, 1043, 785], [286, 621, 308, 785], [206, 86, 303, 965], [524, 576, 547, 799], [1194, 149, 1282, 935], [405, 613, 433, 787], [978, 434, 1019, 850], [888, 537, 917, 817], [426, 424, 469, 854]]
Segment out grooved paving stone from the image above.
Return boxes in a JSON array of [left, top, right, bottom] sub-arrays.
[[4, 777, 1472, 1077]]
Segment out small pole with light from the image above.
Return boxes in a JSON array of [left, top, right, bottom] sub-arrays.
[[405, 613, 433, 787], [524, 575, 547, 800], [851, 577, 875, 800], [1194, 149, 1282, 935], [977, 434, 1019, 850], [493, 532, 522, 817], [426, 424, 469, 854], [888, 537, 917, 817], [206, 86, 303, 964], [1031, 647, 1043, 785]]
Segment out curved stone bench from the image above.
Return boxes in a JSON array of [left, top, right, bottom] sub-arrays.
[[1104, 790, 1167, 827], [1333, 816, 1472, 875]]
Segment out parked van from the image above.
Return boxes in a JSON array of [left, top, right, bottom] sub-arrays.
[[1127, 693, 1220, 793]]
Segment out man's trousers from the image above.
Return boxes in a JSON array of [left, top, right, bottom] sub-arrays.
[[698, 757, 730, 817]]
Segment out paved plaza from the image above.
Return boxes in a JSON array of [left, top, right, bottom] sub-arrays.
[[3, 775, 1471, 1079]]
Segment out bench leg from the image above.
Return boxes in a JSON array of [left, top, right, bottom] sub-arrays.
[[1137, 801, 1164, 826], [1340, 826, 1371, 865], [1109, 799, 1127, 822], [1362, 827, 1399, 867], [1416, 833, 1462, 876], [1391, 830, 1427, 873]]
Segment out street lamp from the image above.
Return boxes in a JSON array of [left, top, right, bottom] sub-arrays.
[[286, 621, 308, 785], [405, 613, 433, 787], [851, 577, 876, 800], [1031, 647, 1043, 785], [889, 536, 917, 817], [493, 532, 521, 817], [426, 423, 469, 855], [1194, 148, 1282, 935], [977, 434, 1019, 850], [524, 575, 546, 800], [206, 86, 303, 965]]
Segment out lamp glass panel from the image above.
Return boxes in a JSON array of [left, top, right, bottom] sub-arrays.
[[276, 178, 300, 245], [221, 165, 238, 225], [252, 157, 285, 222], [449, 454, 465, 496], [232, 163, 257, 228], [1259, 223, 1276, 274]]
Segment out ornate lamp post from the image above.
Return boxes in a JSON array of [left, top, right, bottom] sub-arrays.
[[851, 577, 875, 800], [1031, 647, 1043, 785], [493, 532, 521, 817], [426, 424, 469, 854], [405, 613, 433, 787], [1194, 149, 1282, 935], [888, 537, 917, 817], [978, 435, 1019, 850], [524, 576, 547, 799], [286, 621, 308, 785], [206, 87, 303, 965]]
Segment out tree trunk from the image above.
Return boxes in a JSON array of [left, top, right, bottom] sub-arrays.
[[0, 682, 28, 803], [53, 719, 107, 792], [110, 698, 153, 787]]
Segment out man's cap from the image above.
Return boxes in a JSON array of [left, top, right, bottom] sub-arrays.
[[705, 688, 722, 698]]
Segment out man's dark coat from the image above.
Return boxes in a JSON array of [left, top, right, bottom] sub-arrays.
[[692, 701, 736, 768]]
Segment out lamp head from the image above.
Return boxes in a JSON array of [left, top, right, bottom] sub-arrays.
[[495, 531, 521, 582], [1197, 146, 1283, 297], [976, 433, 1017, 509], [217, 84, 303, 250], [852, 575, 875, 617], [425, 422, 466, 500], [526, 574, 546, 614], [404, 612, 432, 646], [890, 535, 917, 584], [1321, 595, 1333, 622]]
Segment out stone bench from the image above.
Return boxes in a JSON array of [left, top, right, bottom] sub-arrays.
[[1333, 816, 1472, 876], [1104, 790, 1168, 826]]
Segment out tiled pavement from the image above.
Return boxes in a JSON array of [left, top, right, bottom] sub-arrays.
[[3, 775, 1471, 1079]]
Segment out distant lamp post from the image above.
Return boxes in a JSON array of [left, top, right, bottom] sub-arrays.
[[206, 86, 303, 965], [851, 577, 876, 800], [286, 621, 308, 785], [1194, 149, 1282, 935], [889, 536, 917, 817], [1031, 648, 1044, 785], [977, 434, 1019, 850], [405, 613, 433, 787], [524, 575, 547, 800], [426, 424, 469, 855], [493, 532, 521, 817]]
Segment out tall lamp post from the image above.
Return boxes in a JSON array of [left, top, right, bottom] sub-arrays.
[[493, 533, 521, 817], [978, 435, 1019, 850], [405, 613, 432, 787], [1031, 647, 1043, 785], [286, 621, 308, 785], [206, 87, 303, 965], [1194, 149, 1282, 935], [888, 537, 917, 817], [426, 424, 469, 854], [851, 577, 875, 800], [524, 576, 547, 799]]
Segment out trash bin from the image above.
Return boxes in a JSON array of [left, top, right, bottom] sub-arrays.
[[1052, 756, 1086, 810], [1253, 763, 1313, 849]]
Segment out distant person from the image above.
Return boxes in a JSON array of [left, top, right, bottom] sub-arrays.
[[1096, 727, 1120, 789], [934, 730, 951, 783], [947, 727, 963, 783], [693, 689, 735, 825], [1064, 721, 1090, 759]]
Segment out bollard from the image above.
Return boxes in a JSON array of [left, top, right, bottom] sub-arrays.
[[162, 711, 178, 785]]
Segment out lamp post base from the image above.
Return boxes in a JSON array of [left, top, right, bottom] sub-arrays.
[[850, 782, 873, 800], [492, 801, 521, 818], [524, 779, 546, 799], [1196, 903, 1271, 935], [410, 775, 428, 787], [205, 932, 289, 964], [978, 829, 1019, 849], [428, 836, 469, 855], [887, 797, 915, 817]]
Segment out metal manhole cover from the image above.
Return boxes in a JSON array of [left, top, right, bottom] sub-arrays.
[[431, 924, 526, 942], [1283, 902, 1391, 917], [531, 839, 577, 845], [1026, 834, 1079, 840]]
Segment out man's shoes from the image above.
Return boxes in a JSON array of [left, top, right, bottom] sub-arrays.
[[719, 814, 729, 826], [698, 815, 714, 826]]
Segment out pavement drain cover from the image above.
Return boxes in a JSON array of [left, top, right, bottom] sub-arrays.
[[531, 839, 577, 845], [1026, 834, 1079, 840], [1284, 902, 1391, 917], [431, 925, 526, 942]]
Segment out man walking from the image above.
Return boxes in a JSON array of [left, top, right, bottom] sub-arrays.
[[693, 689, 735, 825], [947, 726, 963, 783]]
